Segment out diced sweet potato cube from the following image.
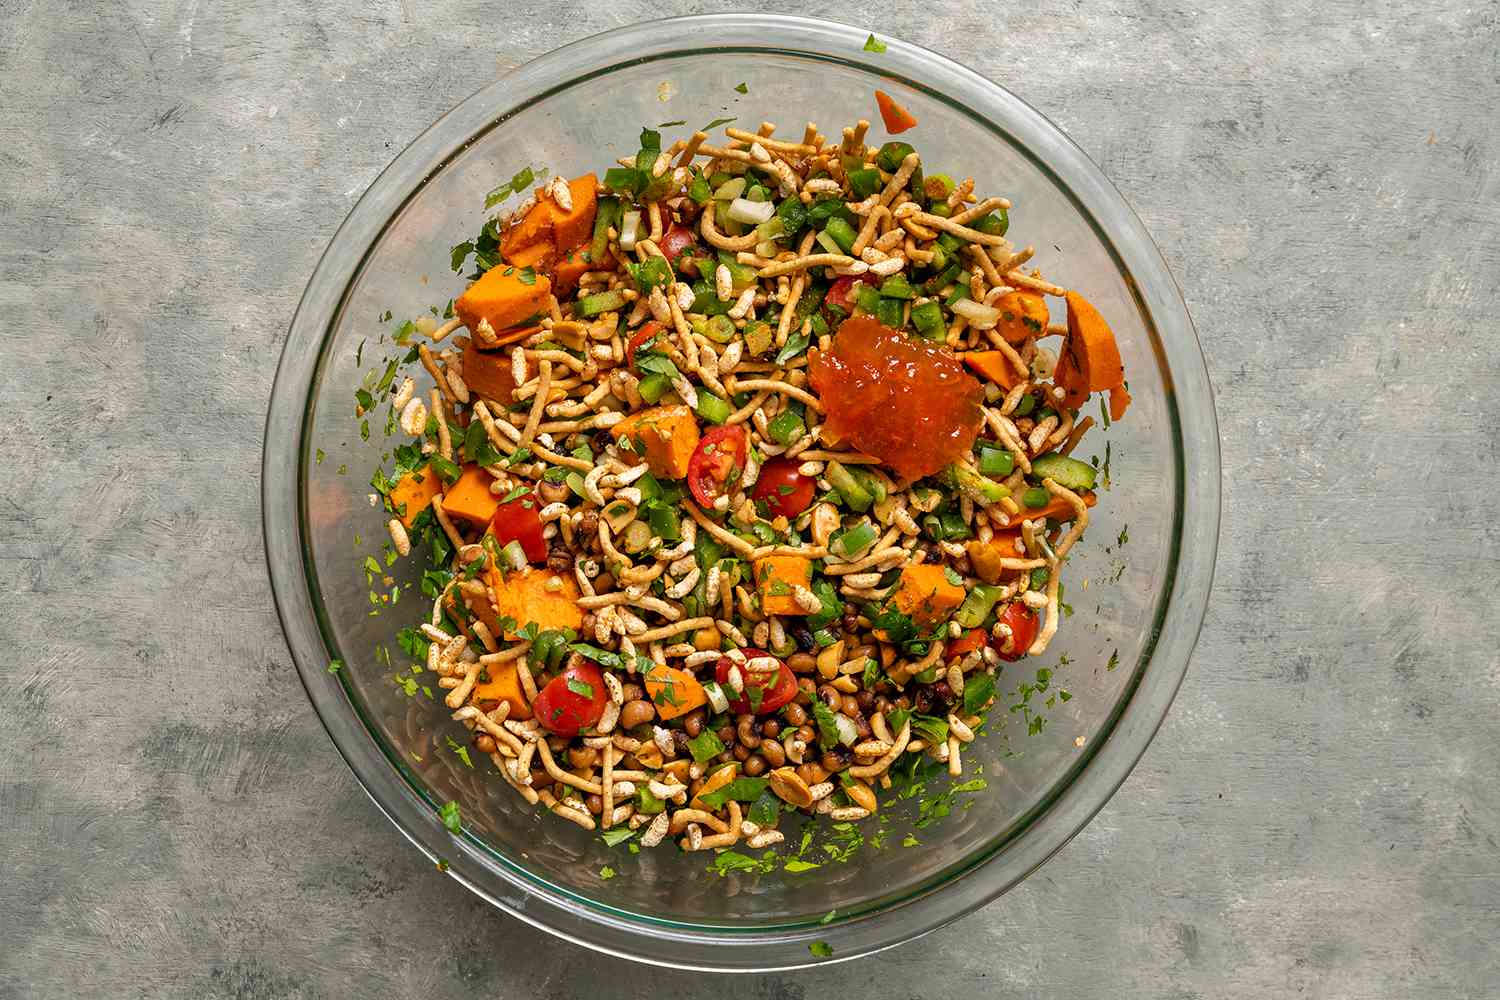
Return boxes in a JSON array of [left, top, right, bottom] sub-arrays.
[[960, 351, 1022, 390], [441, 465, 499, 526], [892, 564, 964, 625], [505, 241, 556, 272], [552, 246, 592, 296], [500, 173, 598, 258], [462, 340, 520, 404], [609, 404, 699, 480], [471, 660, 532, 720], [389, 466, 441, 527], [454, 265, 551, 339], [754, 555, 813, 617], [550, 174, 598, 251], [487, 565, 583, 638], [994, 290, 1049, 345], [644, 663, 707, 721]]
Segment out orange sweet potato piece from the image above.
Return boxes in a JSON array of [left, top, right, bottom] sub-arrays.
[[505, 241, 556, 272], [389, 466, 442, 527], [644, 662, 707, 721], [501, 199, 555, 260], [462, 340, 520, 404], [441, 465, 499, 526], [1057, 291, 1128, 417], [500, 174, 599, 258], [754, 555, 813, 617], [609, 404, 700, 480], [471, 660, 532, 720], [454, 265, 551, 339], [994, 290, 1049, 345], [551, 246, 592, 296], [550, 174, 598, 251], [892, 564, 964, 625], [961, 351, 1022, 390], [487, 565, 583, 638]]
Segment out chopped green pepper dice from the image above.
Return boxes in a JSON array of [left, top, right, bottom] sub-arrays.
[[688, 176, 712, 204], [1022, 487, 1051, 509], [878, 275, 915, 300], [696, 391, 732, 425], [637, 372, 672, 403], [825, 461, 873, 511], [847, 168, 881, 199], [977, 444, 1015, 477], [766, 408, 805, 446], [1014, 393, 1037, 417], [974, 209, 1009, 237], [577, 289, 626, 318], [875, 296, 904, 329], [876, 141, 916, 172], [955, 584, 1005, 628], [912, 300, 945, 340], [854, 285, 881, 316], [823, 217, 858, 253]]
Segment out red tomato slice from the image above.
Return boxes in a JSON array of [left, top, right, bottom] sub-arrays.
[[660, 223, 696, 264], [825, 275, 858, 315], [714, 650, 796, 715], [875, 90, 918, 134], [995, 603, 1038, 661], [687, 425, 749, 507], [750, 458, 815, 518], [626, 320, 666, 371], [533, 660, 607, 735], [489, 489, 547, 563], [947, 628, 988, 661]]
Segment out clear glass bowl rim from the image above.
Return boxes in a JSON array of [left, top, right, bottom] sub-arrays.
[[262, 12, 1221, 972]]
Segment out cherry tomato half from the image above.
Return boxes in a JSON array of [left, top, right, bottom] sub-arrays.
[[751, 458, 815, 518], [825, 275, 858, 315], [532, 659, 608, 735], [626, 320, 666, 371], [995, 603, 1038, 662], [715, 649, 797, 715], [687, 425, 749, 507], [490, 488, 547, 564], [946, 627, 988, 661], [660, 223, 696, 265]]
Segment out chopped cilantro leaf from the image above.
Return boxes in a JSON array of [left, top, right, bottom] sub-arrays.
[[702, 116, 737, 131], [439, 800, 461, 834], [566, 678, 595, 699], [599, 865, 616, 880], [326, 658, 343, 674], [687, 729, 725, 764], [863, 33, 887, 53], [601, 828, 636, 847], [734, 82, 748, 94], [811, 698, 842, 750], [784, 858, 820, 873], [809, 941, 833, 958]]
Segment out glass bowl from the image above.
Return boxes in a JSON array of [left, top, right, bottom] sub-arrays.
[[263, 13, 1219, 972]]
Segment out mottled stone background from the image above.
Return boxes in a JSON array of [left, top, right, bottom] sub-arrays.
[[3, 1, 1497, 997]]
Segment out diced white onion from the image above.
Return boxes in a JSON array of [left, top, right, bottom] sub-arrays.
[[754, 217, 786, 241], [727, 197, 775, 226], [755, 239, 779, 258], [713, 177, 747, 201], [619, 210, 642, 250], [834, 713, 859, 746], [952, 298, 1000, 328]]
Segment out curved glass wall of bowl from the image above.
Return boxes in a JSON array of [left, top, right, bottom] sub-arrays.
[[264, 14, 1219, 972]]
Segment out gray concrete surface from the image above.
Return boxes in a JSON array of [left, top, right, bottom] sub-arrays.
[[3, 1, 1498, 997]]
